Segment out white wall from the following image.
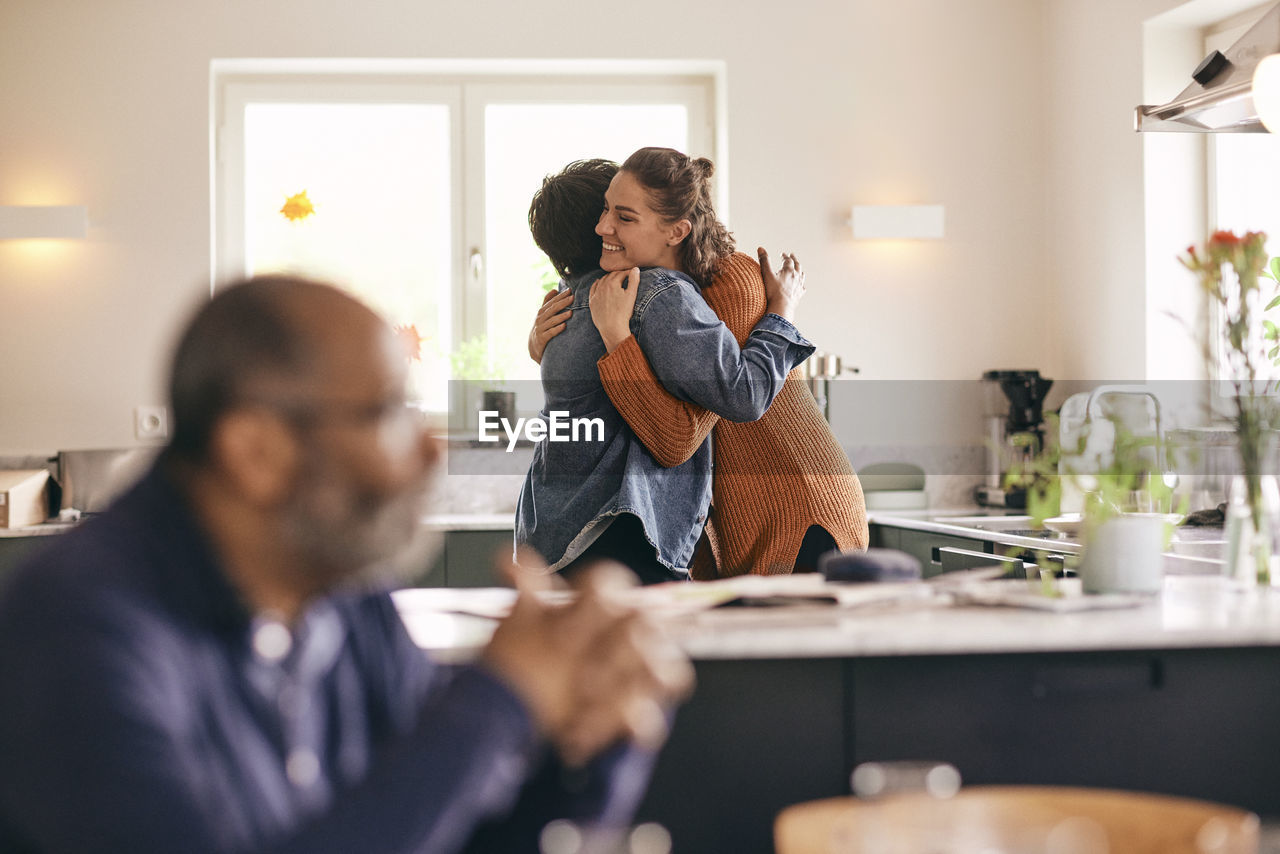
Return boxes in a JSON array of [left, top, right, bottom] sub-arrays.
[[0, 0, 1055, 455]]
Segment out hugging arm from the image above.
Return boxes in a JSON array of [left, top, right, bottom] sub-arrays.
[[598, 338, 719, 467], [593, 251, 814, 427]]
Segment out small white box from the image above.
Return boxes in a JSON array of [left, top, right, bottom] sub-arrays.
[[0, 469, 51, 528]]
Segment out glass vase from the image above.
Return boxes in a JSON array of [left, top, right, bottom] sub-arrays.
[[1224, 474, 1280, 586]]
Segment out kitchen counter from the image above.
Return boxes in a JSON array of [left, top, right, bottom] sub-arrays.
[[422, 512, 512, 531], [868, 507, 1228, 573], [666, 576, 1280, 659], [395, 574, 1280, 661], [394, 578, 1280, 852], [0, 514, 514, 589], [868, 507, 1085, 552], [0, 522, 76, 538], [2, 514, 511, 535]]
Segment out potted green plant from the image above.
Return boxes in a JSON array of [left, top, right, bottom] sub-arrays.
[[449, 334, 515, 428], [1004, 414, 1180, 595]]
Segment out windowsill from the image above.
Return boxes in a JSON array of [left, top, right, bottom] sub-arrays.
[[443, 433, 536, 450]]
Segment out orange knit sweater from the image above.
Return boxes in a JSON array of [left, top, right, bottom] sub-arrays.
[[596, 252, 868, 578]]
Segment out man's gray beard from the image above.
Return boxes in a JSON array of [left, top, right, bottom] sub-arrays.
[[280, 465, 441, 593]]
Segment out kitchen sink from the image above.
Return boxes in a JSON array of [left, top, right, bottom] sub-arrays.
[[931, 515, 1036, 533]]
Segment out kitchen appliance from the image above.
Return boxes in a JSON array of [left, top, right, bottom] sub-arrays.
[[1136, 1, 1280, 132], [1058, 387, 1167, 515], [56, 448, 157, 515], [974, 369, 1053, 509], [802, 352, 858, 422]]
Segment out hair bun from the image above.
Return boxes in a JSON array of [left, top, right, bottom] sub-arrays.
[[693, 157, 715, 179]]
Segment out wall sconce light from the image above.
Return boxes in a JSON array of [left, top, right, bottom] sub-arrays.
[[851, 205, 945, 240], [0, 205, 88, 240]]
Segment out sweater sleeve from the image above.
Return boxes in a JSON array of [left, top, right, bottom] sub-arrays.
[[632, 276, 815, 423], [597, 335, 719, 467]]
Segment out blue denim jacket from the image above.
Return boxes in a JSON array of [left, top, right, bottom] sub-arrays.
[[515, 266, 815, 572]]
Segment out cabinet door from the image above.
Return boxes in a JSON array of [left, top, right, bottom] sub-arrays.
[[403, 530, 514, 587], [868, 523, 900, 550], [895, 530, 991, 578], [638, 658, 846, 854], [444, 530, 515, 588], [0, 537, 52, 587], [849, 649, 1280, 816]]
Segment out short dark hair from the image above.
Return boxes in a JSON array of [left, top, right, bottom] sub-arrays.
[[528, 158, 618, 278], [167, 275, 324, 462]]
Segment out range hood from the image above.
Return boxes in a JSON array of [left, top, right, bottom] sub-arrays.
[[1136, 1, 1280, 132]]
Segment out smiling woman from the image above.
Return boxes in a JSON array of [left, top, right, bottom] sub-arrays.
[[582, 148, 868, 578], [596, 170, 687, 273]]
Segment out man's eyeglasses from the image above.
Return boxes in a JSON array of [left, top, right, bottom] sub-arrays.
[[247, 396, 421, 433]]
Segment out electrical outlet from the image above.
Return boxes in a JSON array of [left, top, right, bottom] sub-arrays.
[[134, 405, 169, 440]]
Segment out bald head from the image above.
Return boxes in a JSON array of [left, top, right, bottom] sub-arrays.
[[167, 275, 389, 463]]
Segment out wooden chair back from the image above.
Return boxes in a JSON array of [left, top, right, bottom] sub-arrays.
[[774, 786, 1260, 853]]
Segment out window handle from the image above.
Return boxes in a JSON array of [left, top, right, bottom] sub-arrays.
[[469, 247, 484, 281]]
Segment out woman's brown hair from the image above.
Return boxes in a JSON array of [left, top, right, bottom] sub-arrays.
[[620, 147, 734, 286]]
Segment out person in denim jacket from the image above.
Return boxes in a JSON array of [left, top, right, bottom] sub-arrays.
[[516, 159, 813, 584], [586, 149, 866, 576]]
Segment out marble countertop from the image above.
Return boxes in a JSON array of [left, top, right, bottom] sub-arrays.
[[393, 575, 1280, 662], [666, 577, 1280, 660], [422, 513, 513, 531], [0, 521, 76, 538], [868, 508, 1086, 554], [869, 508, 1229, 566], [1, 513, 514, 537]]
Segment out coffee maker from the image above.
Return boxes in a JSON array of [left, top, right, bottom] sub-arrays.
[[975, 369, 1053, 509]]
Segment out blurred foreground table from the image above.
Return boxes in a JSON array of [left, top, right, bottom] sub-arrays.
[[394, 575, 1280, 854]]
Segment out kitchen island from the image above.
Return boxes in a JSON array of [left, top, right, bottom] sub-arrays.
[[395, 573, 1280, 853]]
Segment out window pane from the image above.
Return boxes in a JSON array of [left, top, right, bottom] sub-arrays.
[[243, 103, 453, 408], [1210, 133, 1280, 382], [483, 104, 689, 381]]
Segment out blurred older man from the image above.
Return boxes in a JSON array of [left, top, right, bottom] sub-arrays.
[[0, 276, 691, 853]]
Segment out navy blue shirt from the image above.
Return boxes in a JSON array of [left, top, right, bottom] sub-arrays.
[[0, 462, 651, 853]]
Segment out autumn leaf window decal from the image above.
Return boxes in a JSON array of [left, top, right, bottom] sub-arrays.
[[280, 190, 315, 222], [394, 323, 425, 362]]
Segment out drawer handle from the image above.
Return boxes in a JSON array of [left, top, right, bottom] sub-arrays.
[[933, 546, 1025, 577]]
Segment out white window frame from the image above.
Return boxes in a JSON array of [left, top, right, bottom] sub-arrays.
[[210, 60, 725, 365]]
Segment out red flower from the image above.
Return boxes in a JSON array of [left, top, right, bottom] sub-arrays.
[[1209, 229, 1243, 248]]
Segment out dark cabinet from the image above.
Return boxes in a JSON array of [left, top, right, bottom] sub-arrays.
[[849, 649, 1280, 815], [0, 536, 55, 590], [869, 523, 993, 578], [639, 648, 1280, 854], [412, 529, 514, 588]]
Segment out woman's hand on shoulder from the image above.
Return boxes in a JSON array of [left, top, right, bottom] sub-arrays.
[[759, 247, 806, 323], [589, 267, 640, 353], [528, 287, 574, 364]]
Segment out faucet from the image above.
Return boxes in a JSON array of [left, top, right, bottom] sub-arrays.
[[1082, 385, 1172, 501]]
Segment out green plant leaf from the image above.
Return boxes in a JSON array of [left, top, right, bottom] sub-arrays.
[[448, 334, 512, 390], [533, 256, 561, 293]]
